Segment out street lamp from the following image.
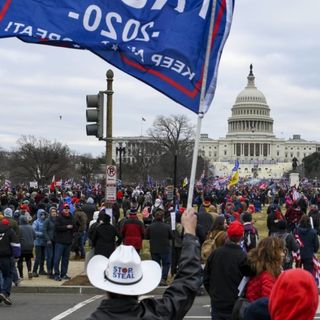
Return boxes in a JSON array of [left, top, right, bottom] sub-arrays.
[[116, 142, 126, 181]]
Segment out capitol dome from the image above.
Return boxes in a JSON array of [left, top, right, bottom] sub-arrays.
[[227, 65, 274, 138]]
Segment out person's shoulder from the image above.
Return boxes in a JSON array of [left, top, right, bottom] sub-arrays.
[[261, 270, 276, 281]]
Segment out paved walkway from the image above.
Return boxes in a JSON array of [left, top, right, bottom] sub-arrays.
[[16, 259, 86, 288]]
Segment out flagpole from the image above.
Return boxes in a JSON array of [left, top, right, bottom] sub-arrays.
[[187, 0, 217, 208]]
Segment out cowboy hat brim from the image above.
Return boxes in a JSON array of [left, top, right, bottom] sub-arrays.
[[87, 255, 162, 296]]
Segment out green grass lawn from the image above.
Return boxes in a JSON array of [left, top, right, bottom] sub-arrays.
[[252, 206, 269, 239]]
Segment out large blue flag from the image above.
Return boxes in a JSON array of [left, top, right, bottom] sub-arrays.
[[0, 0, 234, 113]]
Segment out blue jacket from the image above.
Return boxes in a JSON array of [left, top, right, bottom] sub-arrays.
[[32, 209, 47, 246]]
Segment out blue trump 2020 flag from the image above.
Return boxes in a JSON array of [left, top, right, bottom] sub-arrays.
[[0, 0, 234, 113]]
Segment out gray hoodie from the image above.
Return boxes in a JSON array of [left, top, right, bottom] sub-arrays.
[[19, 216, 36, 253]]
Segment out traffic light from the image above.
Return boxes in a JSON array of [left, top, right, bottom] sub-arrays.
[[86, 92, 104, 139]]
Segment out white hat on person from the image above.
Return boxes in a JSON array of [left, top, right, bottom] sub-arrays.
[[87, 245, 161, 296]]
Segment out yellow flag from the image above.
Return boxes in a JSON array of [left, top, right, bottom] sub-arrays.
[[227, 171, 239, 190], [182, 177, 188, 188]]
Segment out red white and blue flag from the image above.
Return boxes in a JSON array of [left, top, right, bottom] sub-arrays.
[[0, 0, 234, 113]]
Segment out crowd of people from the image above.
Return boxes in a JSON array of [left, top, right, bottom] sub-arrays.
[[0, 180, 319, 319]]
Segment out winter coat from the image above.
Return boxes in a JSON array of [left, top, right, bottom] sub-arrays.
[[0, 224, 20, 258], [73, 209, 88, 233], [19, 216, 36, 253], [87, 234, 201, 320], [82, 203, 96, 224], [146, 220, 173, 254], [121, 216, 145, 250], [244, 297, 270, 320], [245, 271, 277, 302], [91, 222, 122, 258], [32, 209, 47, 246], [54, 213, 75, 245], [203, 241, 253, 315], [197, 209, 214, 237], [267, 209, 284, 234], [297, 226, 319, 260], [43, 216, 56, 242]]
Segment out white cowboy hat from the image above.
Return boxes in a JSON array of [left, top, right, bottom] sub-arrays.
[[87, 245, 161, 296]]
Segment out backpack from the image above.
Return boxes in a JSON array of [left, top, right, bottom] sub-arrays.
[[232, 277, 251, 320], [201, 230, 224, 262], [243, 228, 258, 252]]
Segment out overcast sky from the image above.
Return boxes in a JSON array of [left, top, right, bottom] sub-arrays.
[[1, 0, 319, 157]]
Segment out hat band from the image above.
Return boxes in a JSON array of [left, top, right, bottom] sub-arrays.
[[104, 270, 143, 286]]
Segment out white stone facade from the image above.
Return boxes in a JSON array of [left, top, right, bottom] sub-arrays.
[[199, 65, 320, 178]]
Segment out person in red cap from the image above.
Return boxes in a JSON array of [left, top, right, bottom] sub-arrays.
[[203, 221, 253, 320]]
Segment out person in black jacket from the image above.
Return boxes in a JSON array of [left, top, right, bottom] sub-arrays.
[[86, 207, 201, 320], [146, 209, 173, 286], [203, 221, 253, 320], [0, 218, 21, 305], [297, 214, 319, 274], [53, 203, 75, 281], [90, 211, 122, 258]]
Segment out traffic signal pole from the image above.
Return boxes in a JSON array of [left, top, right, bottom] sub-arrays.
[[106, 70, 114, 165]]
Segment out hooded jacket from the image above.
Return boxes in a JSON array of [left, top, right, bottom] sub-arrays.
[[43, 214, 56, 242], [19, 216, 36, 253], [87, 234, 201, 320], [269, 269, 318, 320], [32, 209, 47, 246]]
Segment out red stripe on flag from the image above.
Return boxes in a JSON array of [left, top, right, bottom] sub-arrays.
[[210, 0, 227, 49], [0, 0, 12, 21], [120, 53, 201, 98], [120, 1, 227, 101]]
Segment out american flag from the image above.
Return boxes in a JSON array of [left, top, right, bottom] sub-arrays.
[[4, 179, 11, 190]]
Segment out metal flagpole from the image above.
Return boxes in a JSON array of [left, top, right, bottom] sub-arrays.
[[187, 0, 217, 208]]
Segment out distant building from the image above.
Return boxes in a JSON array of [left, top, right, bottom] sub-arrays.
[[199, 65, 320, 178]]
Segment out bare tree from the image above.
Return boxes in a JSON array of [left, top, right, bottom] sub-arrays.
[[74, 153, 102, 182], [0, 148, 10, 186], [8, 135, 72, 185], [147, 114, 195, 184], [123, 142, 162, 185], [148, 114, 195, 156]]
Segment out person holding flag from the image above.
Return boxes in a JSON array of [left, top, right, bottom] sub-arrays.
[[227, 160, 240, 190]]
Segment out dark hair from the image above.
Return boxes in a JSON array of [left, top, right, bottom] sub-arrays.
[[98, 212, 111, 224], [299, 214, 311, 228], [210, 216, 225, 232], [277, 220, 287, 230], [242, 212, 252, 223]]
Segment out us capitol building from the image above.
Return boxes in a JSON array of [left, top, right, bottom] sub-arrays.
[[199, 65, 320, 178]]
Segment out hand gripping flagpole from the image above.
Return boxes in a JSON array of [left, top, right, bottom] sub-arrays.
[[187, 0, 217, 208]]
